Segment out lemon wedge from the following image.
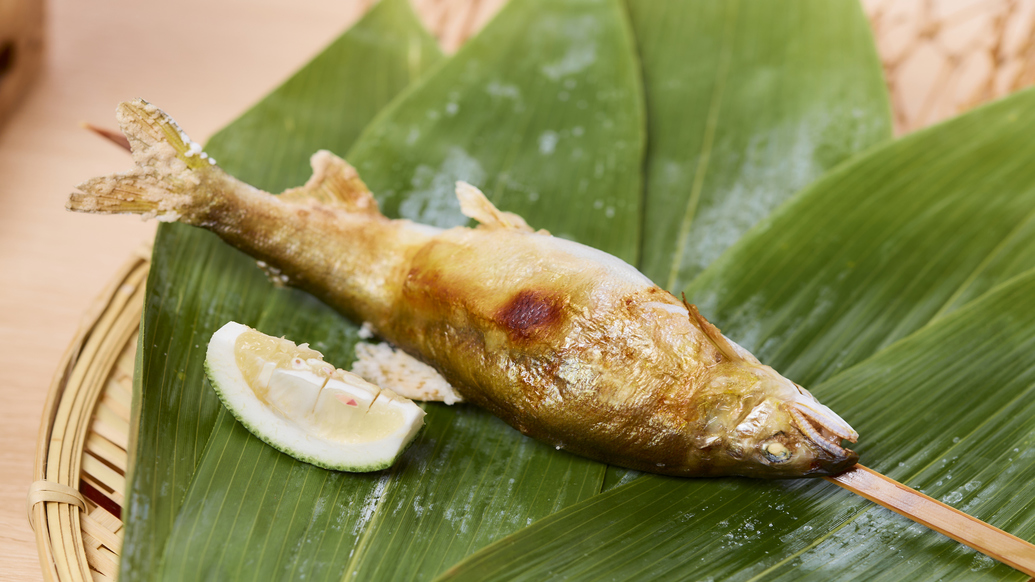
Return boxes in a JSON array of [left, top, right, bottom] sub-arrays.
[[204, 321, 425, 472]]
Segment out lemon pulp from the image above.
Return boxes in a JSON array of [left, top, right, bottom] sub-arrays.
[[206, 322, 425, 472]]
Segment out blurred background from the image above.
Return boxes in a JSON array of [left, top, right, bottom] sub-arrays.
[[0, 0, 1032, 579], [864, 0, 1035, 133]]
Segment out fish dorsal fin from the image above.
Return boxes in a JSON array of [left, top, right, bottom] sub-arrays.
[[456, 181, 534, 232], [683, 298, 742, 362], [280, 150, 380, 214]]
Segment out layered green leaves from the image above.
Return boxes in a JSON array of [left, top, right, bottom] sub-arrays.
[[130, 0, 646, 579], [122, 0, 1035, 580], [123, 1, 442, 578], [440, 87, 1035, 581], [688, 88, 1035, 386], [604, 0, 892, 491], [442, 266, 1035, 581], [629, 0, 891, 289], [348, 0, 644, 259]]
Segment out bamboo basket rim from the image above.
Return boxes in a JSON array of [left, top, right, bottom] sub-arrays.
[[30, 245, 150, 582]]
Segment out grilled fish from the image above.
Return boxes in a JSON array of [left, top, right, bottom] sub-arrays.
[[69, 100, 858, 477]]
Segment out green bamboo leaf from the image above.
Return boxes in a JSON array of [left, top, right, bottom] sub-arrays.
[[138, 0, 645, 580], [124, 0, 900, 577], [332, 0, 645, 577], [202, 0, 442, 194], [936, 209, 1035, 316], [347, 0, 644, 261], [122, 1, 443, 578], [600, 0, 891, 492], [758, 269, 1035, 580], [440, 267, 1035, 581], [629, 0, 891, 290], [439, 88, 1035, 580], [337, 409, 601, 581], [153, 295, 371, 581], [687, 89, 1035, 387]]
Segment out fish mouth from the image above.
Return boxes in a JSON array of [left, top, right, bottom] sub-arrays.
[[788, 384, 858, 459]]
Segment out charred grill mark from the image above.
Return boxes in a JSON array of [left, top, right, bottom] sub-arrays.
[[497, 289, 565, 341]]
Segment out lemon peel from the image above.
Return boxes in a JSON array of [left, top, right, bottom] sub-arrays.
[[205, 321, 425, 472]]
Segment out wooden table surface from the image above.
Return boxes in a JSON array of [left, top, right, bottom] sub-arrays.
[[0, 1, 381, 578]]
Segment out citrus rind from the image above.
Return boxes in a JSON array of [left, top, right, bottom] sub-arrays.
[[205, 321, 425, 472]]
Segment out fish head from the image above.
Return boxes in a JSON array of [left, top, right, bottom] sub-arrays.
[[696, 364, 858, 478]]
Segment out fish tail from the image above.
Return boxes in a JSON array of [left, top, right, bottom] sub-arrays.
[[68, 99, 231, 223]]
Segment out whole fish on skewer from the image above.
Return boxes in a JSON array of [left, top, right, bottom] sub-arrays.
[[69, 100, 858, 478]]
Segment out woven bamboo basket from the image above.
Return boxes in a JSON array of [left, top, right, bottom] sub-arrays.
[[28, 0, 1035, 580], [30, 246, 149, 581]]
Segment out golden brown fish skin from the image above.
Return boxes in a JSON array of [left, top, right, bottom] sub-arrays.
[[377, 228, 856, 477], [194, 185, 431, 328], [68, 100, 858, 478]]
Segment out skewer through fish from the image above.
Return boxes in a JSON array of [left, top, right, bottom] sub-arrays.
[[69, 100, 858, 478]]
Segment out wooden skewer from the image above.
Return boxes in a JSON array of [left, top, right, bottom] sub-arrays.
[[826, 464, 1035, 576], [80, 122, 131, 151]]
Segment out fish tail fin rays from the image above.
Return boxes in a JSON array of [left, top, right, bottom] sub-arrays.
[[456, 181, 535, 232], [68, 99, 229, 223], [279, 151, 381, 214]]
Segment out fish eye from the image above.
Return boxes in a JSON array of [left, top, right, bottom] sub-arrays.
[[762, 441, 792, 463]]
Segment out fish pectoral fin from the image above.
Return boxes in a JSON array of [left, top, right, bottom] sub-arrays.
[[456, 181, 535, 232], [280, 150, 381, 215]]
